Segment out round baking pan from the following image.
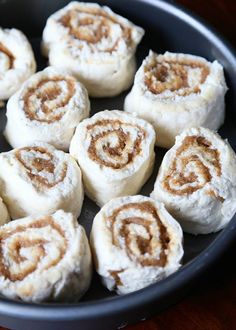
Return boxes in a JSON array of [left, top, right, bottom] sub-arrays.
[[0, 0, 236, 329]]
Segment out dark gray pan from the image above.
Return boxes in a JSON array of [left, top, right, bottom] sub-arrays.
[[0, 0, 235, 329]]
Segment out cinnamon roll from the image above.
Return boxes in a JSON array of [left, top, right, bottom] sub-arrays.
[[42, 2, 144, 97], [124, 51, 227, 148], [90, 195, 183, 295], [0, 197, 9, 226], [0, 210, 92, 302], [69, 110, 155, 206], [4, 66, 90, 151], [151, 127, 236, 234], [0, 27, 36, 101], [0, 142, 83, 219]]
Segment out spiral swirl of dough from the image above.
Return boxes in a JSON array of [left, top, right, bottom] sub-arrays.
[[23, 76, 76, 123], [15, 146, 67, 189], [0, 216, 67, 282], [86, 119, 146, 169], [107, 201, 170, 267], [163, 135, 222, 196], [144, 57, 210, 97], [59, 6, 131, 53]]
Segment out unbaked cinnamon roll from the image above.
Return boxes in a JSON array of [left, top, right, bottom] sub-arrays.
[[0, 210, 92, 302], [124, 51, 227, 148], [90, 195, 183, 294], [151, 127, 236, 234], [4, 66, 90, 151], [70, 110, 155, 206], [0, 142, 83, 219], [0, 27, 36, 102], [42, 2, 144, 97]]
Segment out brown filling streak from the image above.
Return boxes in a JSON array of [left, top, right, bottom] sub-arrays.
[[0, 216, 67, 282], [15, 146, 67, 188], [163, 136, 222, 195], [0, 42, 15, 69], [207, 189, 225, 203], [144, 59, 209, 96], [87, 120, 145, 169], [23, 76, 76, 123], [108, 269, 124, 287]]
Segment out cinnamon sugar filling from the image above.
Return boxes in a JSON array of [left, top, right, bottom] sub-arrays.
[[23, 76, 76, 123], [0, 216, 67, 282], [15, 146, 67, 189], [163, 136, 222, 196], [87, 120, 146, 169], [59, 8, 131, 52], [108, 202, 170, 269], [108, 269, 124, 287], [144, 59, 209, 96], [0, 42, 14, 69]]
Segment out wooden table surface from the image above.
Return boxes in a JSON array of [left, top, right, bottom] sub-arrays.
[[0, 1, 236, 330]]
